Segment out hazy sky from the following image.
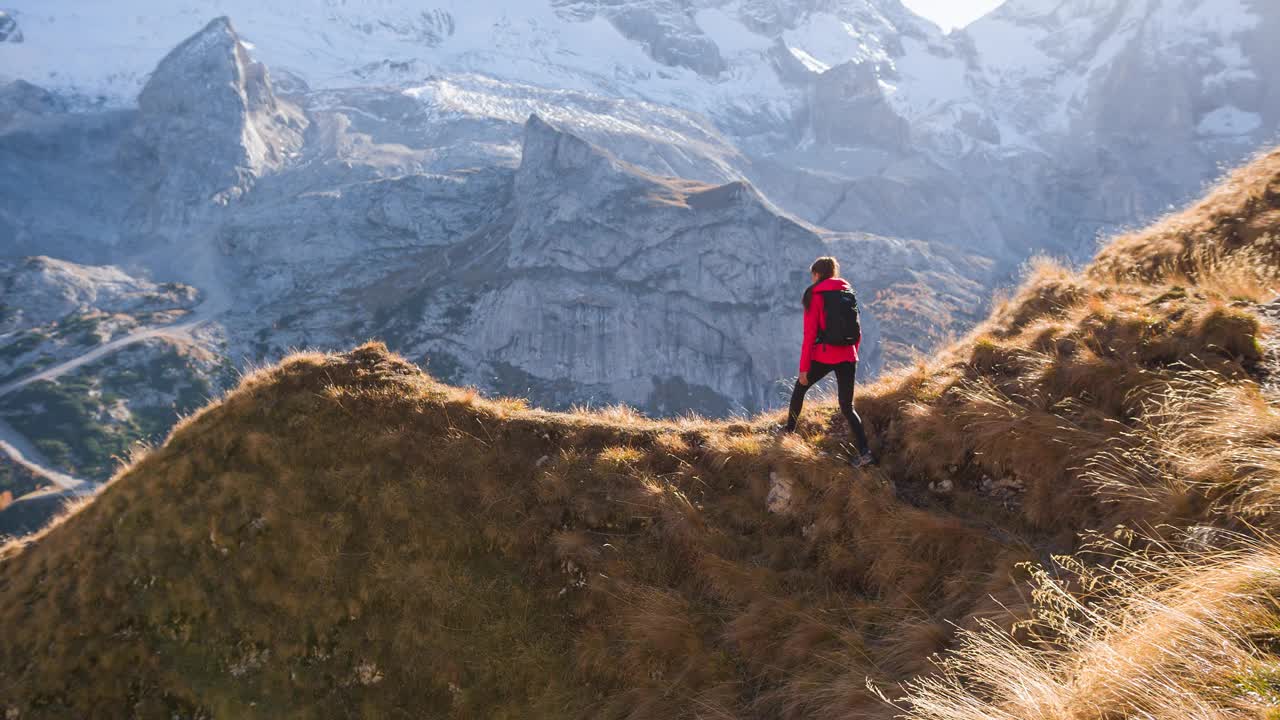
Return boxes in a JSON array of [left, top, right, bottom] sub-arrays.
[[902, 0, 1007, 32]]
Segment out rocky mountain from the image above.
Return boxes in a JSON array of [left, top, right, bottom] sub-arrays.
[[4, 1, 1274, 254], [963, 0, 1280, 254], [0, 0, 1276, 464], [1, 15, 992, 421], [132, 17, 307, 221]]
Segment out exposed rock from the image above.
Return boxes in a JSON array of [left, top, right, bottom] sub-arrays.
[[0, 81, 64, 131], [0, 11, 21, 43], [1255, 297, 1280, 389], [605, 5, 727, 76], [810, 61, 909, 150], [928, 478, 954, 495], [131, 17, 306, 215], [1182, 525, 1231, 552], [352, 661, 384, 686], [993, 476, 1025, 492], [767, 470, 794, 514], [0, 256, 198, 332]]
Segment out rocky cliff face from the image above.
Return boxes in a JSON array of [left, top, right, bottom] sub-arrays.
[[464, 117, 825, 412], [131, 17, 306, 222], [211, 112, 984, 414], [0, 17, 990, 418], [0, 1, 1277, 421]]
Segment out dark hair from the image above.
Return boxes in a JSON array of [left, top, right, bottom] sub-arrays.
[[803, 256, 840, 309]]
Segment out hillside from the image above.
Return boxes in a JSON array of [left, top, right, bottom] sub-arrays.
[[1, 149, 1279, 718]]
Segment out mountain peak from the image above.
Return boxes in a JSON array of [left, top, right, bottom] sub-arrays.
[[133, 17, 304, 209], [515, 114, 624, 194], [520, 114, 610, 170], [139, 16, 265, 116]]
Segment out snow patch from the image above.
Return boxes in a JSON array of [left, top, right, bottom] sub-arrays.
[[781, 13, 890, 70], [967, 17, 1052, 78], [1183, 0, 1260, 35], [693, 6, 772, 57], [889, 37, 969, 120], [1197, 105, 1262, 138]]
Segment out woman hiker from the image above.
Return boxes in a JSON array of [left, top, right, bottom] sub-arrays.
[[782, 256, 876, 467]]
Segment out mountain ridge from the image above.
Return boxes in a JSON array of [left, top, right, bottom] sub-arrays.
[[2, 145, 1278, 718], [1, 2, 1278, 477]]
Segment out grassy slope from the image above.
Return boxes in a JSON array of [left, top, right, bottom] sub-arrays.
[[0, 149, 1278, 719]]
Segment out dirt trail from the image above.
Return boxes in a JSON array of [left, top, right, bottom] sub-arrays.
[[0, 417, 84, 491], [0, 294, 225, 491], [0, 307, 214, 400]]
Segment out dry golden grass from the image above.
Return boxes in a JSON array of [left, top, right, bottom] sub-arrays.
[[1, 149, 1279, 718], [1092, 147, 1280, 282], [889, 539, 1280, 720]]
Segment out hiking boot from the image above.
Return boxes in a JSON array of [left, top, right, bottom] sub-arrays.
[[849, 451, 878, 468]]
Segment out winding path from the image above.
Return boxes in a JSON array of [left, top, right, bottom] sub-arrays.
[[0, 417, 83, 490], [0, 309, 213, 400], [0, 299, 222, 490]]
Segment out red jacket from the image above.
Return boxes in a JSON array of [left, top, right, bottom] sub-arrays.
[[799, 277, 860, 373]]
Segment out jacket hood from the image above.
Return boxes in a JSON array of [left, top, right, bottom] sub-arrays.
[[814, 277, 851, 291]]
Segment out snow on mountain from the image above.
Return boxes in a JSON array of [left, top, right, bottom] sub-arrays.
[[4, 0, 1274, 162], [0, 1, 939, 125], [965, 0, 1274, 145], [0, 0, 748, 110], [2, 0, 1279, 422]]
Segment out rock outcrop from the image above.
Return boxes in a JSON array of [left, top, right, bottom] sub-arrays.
[[0, 11, 21, 44], [131, 17, 306, 215]]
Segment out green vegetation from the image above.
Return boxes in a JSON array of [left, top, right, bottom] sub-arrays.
[[0, 378, 133, 480], [0, 457, 45, 501], [0, 329, 46, 364], [0, 346, 215, 480]]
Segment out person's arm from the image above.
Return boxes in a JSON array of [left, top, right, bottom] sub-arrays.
[[798, 296, 819, 380]]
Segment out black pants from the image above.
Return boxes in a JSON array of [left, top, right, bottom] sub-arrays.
[[785, 361, 869, 454]]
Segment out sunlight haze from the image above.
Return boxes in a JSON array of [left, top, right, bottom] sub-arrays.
[[903, 0, 1007, 31]]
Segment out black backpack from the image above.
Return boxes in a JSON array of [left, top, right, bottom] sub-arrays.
[[816, 289, 861, 347]]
